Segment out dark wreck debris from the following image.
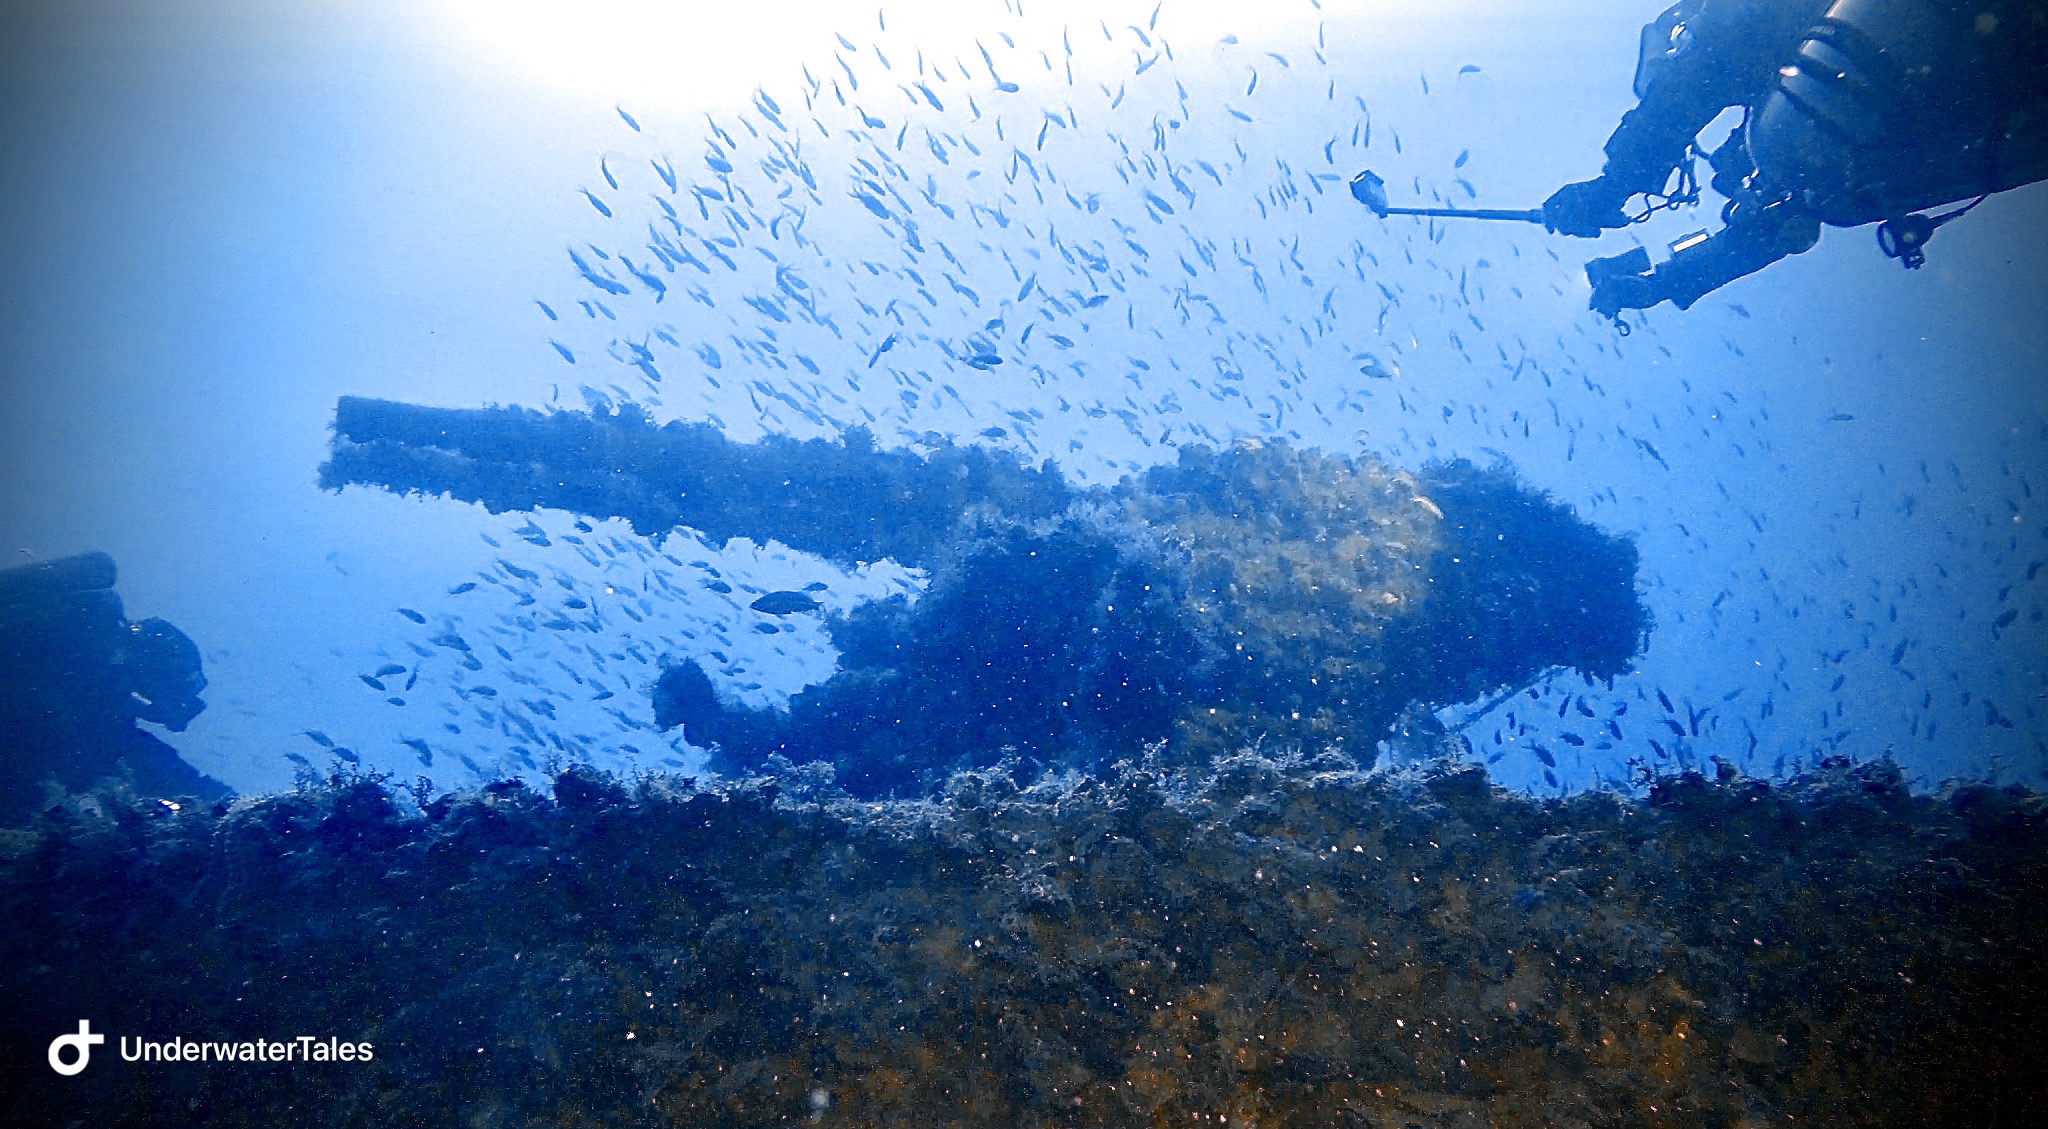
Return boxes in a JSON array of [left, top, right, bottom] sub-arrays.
[[3, 756, 2042, 1127], [326, 399, 1648, 796], [0, 552, 228, 827]]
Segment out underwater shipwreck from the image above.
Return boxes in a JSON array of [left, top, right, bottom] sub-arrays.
[[318, 396, 1646, 792], [4, 399, 2044, 1127]]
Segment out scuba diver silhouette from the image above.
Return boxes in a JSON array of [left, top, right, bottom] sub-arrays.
[[1353, 0, 2048, 324], [0, 552, 224, 825], [1553, 0, 2048, 319]]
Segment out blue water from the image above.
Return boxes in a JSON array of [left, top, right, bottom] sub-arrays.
[[2, 0, 2043, 799]]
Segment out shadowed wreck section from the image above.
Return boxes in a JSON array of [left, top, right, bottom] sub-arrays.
[[324, 397, 1648, 795]]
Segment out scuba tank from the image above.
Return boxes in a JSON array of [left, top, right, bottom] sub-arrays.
[[1747, 0, 2048, 227]]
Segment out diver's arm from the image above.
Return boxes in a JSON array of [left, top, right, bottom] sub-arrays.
[[1600, 78, 1728, 199], [1602, 0, 1762, 193], [1549, 0, 1833, 235], [1590, 196, 1821, 316]]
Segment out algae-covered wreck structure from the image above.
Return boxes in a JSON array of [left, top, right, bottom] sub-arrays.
[[320, 396, 1647, 793], [5, 750, 2043, 1126], [6, 402, 2040, 1128]]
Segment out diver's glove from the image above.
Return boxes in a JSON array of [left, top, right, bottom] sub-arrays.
[[1543, 176, 1633, 238], [1589, 270, 1662, 318]]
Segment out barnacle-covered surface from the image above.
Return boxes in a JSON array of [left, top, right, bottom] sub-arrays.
[[1119, 442, 1443, 759], [4, 753, 2041, 1127], [1123, 444, 1645, 762]]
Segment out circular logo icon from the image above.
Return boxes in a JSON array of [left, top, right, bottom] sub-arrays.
[[49, 1021, 105, 1076]]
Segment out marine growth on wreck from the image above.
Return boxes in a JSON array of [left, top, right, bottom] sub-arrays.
[[5, 754, 2043, 1127], [324, 397, 1646, 793], [4, 0, 2044, 1125]]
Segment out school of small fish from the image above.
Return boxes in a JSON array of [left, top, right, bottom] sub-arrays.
[[312, 1, 2043, 795]]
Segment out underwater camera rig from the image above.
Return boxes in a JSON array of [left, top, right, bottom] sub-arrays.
[[1347, 170, 1543, 225]]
